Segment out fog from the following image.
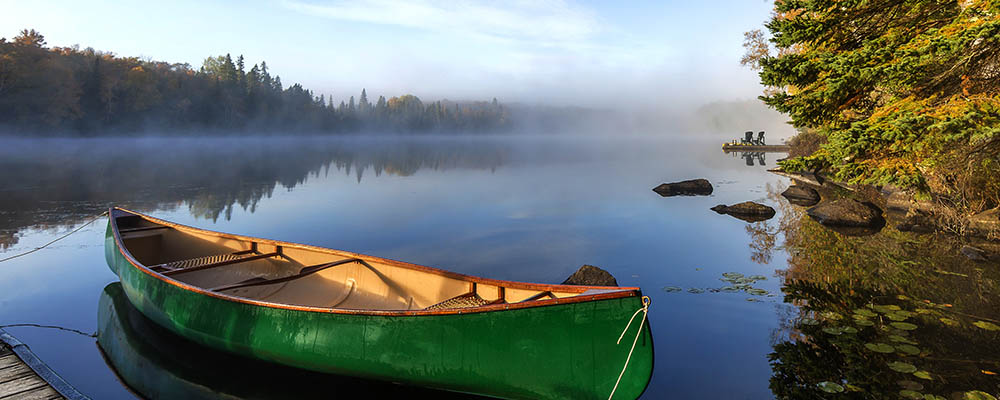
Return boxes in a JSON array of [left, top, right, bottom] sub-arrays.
[[1, 1, 780, 126]]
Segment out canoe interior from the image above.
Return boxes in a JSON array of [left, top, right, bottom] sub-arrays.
[[112, 209, 629, 312]]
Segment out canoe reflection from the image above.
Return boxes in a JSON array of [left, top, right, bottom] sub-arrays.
[[96, 282, 483, 399]]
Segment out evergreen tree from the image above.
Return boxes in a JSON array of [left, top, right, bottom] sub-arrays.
[[757, 0, 1000, 212]]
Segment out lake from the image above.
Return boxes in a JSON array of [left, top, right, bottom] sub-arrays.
[[0, 135, 996, 399]]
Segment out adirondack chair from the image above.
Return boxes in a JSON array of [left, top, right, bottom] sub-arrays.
[[742, 131, 754, 144], [756, 131, 766, 145]]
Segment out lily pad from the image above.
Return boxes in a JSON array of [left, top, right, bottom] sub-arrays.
[[891, 322, 918, 331], [913, 371, 932, 380], [973, 321, 1000, 331], [899, 390, 923, 399], [722, 272, 744, 279], [855, 319, 875, 327], [840, 326, 858, 334], [662, 286, 682, 293], [888, 361, 918, 373], [923, 395, 946, 400], [816, 381, 844, 393], [747, 288, 769, 296], [822, 327, 843, 335], [854, 308, 877, 317], [873, 304, 902, 313], [887, 311, 914, 321], [888, 335, 917, 344], [687, 288, 705, 294], [939, 317, 960, 326], [914, 308, 934, 314], [865, 343, 895, 353], [748, 275, 767, 281], [801, 318, 819, 326], [964, 391, 998, 400], [895, 344, 921, 355], [720, 286, 741, 292], [745, 297, 761, 302]]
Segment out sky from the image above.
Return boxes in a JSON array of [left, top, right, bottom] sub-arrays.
[[0, 0, 775, 110]]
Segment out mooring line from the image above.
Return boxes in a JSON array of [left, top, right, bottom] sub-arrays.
[[608, 295, 650, 400], [0, 211, 108, 263], [0, 323, 96, 338]]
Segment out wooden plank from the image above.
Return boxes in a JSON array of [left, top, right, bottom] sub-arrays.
[[0, 355, 20, 370], [0, 375, 48, 398], [0, 363, 33, 383], [0, 384, 61, 400]]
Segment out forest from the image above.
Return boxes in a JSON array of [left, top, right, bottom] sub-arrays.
[[745, 0, 1000, 217], [0, 29, 510, 135]]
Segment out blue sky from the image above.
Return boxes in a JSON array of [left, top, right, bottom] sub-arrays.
[[1, 0, 774, 109]]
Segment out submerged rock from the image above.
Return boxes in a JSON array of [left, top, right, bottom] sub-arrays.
[[562, 265, 618, 286], [960, 245, 989, 262], [653, 179, 713, 197], [807, 199, 885, 235], [781, 185, 820, 206], [710, 201, 776, 222]]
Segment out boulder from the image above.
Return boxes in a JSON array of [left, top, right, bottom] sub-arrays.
[[806, 199, 886, 236], [562, 265, 618, 286], [653, 179, 713, 197], [710, 201, 776, 222], [781, 185, 820, 206]]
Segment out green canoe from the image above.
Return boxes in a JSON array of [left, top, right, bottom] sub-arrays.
[[104, 207, 654, 399], [97, 282, 473, 399]]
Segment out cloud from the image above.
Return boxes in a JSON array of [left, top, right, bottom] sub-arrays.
[[282, 0, 604, 47]]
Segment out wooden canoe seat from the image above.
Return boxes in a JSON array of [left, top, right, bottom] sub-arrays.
[[153, 248, 280, 276], [424, 293, 491, 310]]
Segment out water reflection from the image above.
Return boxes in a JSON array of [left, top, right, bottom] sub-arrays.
[[0, 137, 508, 247], [766, 184, 1000, 398], [97, 282, 477, 399], [727, 151, 767, 167]]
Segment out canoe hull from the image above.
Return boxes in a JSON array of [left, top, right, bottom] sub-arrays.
[[105, 220, 654, 399]]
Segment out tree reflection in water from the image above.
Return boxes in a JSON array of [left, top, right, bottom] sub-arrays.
[[763, 183, 1000, 399], [0, 137, 508, 249]]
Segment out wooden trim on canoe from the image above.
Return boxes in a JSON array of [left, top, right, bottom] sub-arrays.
[[109, 207, 641, 316]]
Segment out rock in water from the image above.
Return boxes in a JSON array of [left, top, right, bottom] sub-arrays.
[[806, 199, 885, 235], [653, 179, 713, 197], [781, 185, 821, 206], [562, 265, 618, 286], [710, 201, 776, 222], [960, 245, 989, 262]]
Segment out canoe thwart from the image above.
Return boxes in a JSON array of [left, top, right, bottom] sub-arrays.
[[210, 258, 364, 292], [521, 291, 555, 302]]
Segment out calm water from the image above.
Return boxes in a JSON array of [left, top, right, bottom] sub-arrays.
[[0, 135, 996, 399]]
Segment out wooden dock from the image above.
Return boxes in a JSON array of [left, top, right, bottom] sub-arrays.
[[0, 329, 88, 400], [722, 144, 791, 152]]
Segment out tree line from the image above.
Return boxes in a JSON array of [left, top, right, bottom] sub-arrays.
[[0, 29, 511, 135]]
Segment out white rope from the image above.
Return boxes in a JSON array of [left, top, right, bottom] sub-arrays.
[[0, 211, 108, 264], [609, 296, 651, 400]]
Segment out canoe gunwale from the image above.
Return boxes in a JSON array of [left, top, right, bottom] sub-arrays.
[[110, 207, 642, 316]]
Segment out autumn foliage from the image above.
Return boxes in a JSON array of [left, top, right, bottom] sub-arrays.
[[755, 0, 1000, 213]]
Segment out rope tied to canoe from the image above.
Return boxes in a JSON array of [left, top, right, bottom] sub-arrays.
[[608, 295, 650, 400], [0, 211, 108, 264]]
